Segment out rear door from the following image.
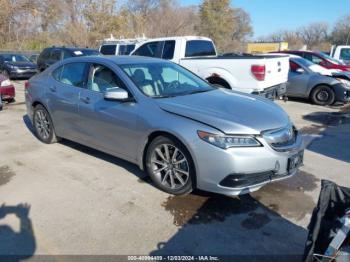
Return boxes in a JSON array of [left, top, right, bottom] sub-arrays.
[[48, 62, 89, 140]]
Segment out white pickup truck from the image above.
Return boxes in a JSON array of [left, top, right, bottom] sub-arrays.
[[130, 36, 289, 98], [330, 45, 350, 65]]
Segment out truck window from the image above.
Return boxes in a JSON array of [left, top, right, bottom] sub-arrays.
[[133, 42, 159, 57], [118, 45, 136, 55], [100, 45, 117, 55], [185, 40, 216, 57], [162, 41, 175, 60], [50, 49, 62, 62], [340, 48, 350, 62]]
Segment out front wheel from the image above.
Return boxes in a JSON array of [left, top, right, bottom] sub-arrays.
[[310, 85, 335, 106], [33, 105, 59, 144], [146, 136, 194, 195]]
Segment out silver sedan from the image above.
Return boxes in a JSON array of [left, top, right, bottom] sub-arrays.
[[25, 56, 304, 196], [287, 57, 350, 105]]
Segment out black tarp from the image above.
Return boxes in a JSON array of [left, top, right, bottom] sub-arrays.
[[304, 180, 350, 262]]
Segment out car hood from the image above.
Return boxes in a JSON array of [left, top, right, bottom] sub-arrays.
[[155, 89, 290, 134], [5, 61, 37, 68]]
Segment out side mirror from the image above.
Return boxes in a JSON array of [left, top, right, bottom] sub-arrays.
[[296, 68, 305, 74], [104, 88, 131, 102]]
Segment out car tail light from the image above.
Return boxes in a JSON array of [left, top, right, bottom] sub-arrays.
[[251, 65, 266, 81], [24, 81, 30, 90]]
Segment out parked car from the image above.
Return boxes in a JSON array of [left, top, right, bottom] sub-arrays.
[[37, 47, 101, 72], [130, 36, 290, 99], [330, 45, 350, 65], [0, 74, 15, 103], [287, 56, 350, 105], [278, 50, 350, 72], [0, 53, 38, 79], [28, 54, 39, 64], [25, 56, 303, 196]]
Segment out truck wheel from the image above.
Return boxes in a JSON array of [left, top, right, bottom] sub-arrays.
[[311, 85, 335, 106]]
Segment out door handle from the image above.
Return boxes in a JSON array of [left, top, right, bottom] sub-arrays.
[[80, 96, 90, 104], [49, 86, 57, 92]]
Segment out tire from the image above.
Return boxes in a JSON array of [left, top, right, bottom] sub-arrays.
[[145, 136, 194, 195], [310, 85, 335, 106], [33, 104, 59, 144]]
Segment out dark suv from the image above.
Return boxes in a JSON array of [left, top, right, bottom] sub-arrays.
[[37, 47, 101, 72]]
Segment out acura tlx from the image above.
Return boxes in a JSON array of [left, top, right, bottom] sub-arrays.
[[25, 56, 304, 195]]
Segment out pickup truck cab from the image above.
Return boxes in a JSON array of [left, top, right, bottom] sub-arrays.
[[330, 45, 350, 65], [130, 36, 289, 98]]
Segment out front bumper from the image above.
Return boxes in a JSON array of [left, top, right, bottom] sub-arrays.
[[333, 83, 350, 103], [0, 85, 15, 100], [252, 82, 287, 100], [193, 131, 304, 196]]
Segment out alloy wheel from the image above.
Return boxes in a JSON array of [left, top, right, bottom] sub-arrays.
[[150, 144, 190, 190], [34, 109, 51, 140]]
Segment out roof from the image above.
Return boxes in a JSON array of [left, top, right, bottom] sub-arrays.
[[138, 36, 213, 43], [62, 55, 168, 65]]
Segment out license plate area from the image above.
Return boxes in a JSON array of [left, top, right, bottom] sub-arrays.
[[288, 151, 304, 172]]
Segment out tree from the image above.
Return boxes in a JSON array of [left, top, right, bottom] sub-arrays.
[[331, 15, 350, 45], [198, 0, 252, 52]]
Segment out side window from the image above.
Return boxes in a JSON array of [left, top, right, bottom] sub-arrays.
[[185, 40, 216, 57], [63, 50, 72, 59], [340, 48, 350, 61], [133, 42, 159, 57], [39, 49, 50, 61], [100, 45, 116, 55], [311, 55, 323, 65], [50, 50, 62, 62], [290, 61, 301, 73], [87, 64, 127, 93], [162, 41, 175, 60], [53, 63, 88, 88]]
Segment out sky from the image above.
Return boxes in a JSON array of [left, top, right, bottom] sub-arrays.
[[180, 0, 350, 39]]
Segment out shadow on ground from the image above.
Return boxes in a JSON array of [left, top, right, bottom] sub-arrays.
[[301, 111, 350, 163], [151, 190, 308, 261], [0, 203, 36, 261]]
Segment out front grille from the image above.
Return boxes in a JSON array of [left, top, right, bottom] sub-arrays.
[[263, 125, 297, 151]]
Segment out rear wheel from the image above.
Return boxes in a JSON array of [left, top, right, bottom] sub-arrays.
[[310, 85, 335, 106], [146, 136, 194, 195], [33, 105, 59, 144]]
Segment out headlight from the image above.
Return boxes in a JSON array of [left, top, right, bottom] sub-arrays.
[[1, 79, 11, 87], [197, 131, 261, 149], [336, 78, 350, 88]]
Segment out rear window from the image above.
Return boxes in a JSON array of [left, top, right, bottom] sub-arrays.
[[185, 40, 216, 57], [100, 45, 117, 55]]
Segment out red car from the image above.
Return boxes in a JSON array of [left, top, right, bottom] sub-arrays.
[[0, 74, 15, 102], [278, 50, 350, 72]]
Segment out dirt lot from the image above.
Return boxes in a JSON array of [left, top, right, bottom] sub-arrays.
[[0, 81, 349, 258]]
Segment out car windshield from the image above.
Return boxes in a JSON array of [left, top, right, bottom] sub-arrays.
[[292, 57, 331, 75], [2, 54, 30, 62], [317, 52, 346, 65], [120, 62, 215, 98]]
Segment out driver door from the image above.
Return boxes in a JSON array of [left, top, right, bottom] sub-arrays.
[[77, 63, 140, 160]]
